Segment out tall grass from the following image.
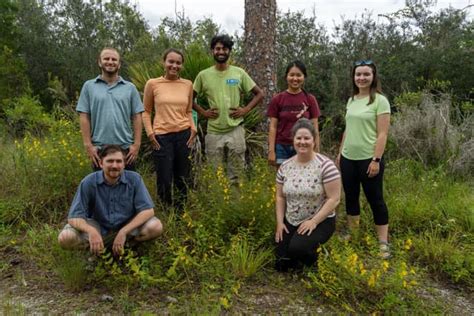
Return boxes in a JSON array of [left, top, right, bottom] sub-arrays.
[[1, 112, 472, 312], [0, 119, 90, 225]]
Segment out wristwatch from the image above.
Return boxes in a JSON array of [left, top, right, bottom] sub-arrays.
[[372, 157, 381, 163]]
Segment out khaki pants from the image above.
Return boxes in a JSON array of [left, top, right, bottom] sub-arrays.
[[205, 125, 246, 183]]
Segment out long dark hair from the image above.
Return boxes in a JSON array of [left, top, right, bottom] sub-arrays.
[[351, 61, 382, 105]]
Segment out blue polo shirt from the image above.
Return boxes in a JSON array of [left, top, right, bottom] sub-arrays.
[[68, 170, 154, 235], [76, 76, 144, 149]]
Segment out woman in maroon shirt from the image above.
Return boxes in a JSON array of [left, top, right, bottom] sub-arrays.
[[267, 60, 321, 167]]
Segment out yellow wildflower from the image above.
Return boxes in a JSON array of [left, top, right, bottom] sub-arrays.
[[368, 273, 376, 287], [220, 297, 230, 309], [404, 238, 412, 250]]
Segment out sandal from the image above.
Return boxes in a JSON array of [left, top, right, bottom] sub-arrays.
[[379, 241, 391, 259]]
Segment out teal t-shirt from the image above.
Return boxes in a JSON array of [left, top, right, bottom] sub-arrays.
[[193, 65, 256, 134], [342, 93, 391, 160], [76, 76, 144, 148]]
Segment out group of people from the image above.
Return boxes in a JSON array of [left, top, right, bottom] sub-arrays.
[[58, 34, 391, 268]]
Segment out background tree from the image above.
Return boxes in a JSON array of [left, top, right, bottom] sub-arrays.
[[243, 0, 277, 115], [0, 0, 28, 103], [15, 0, 149, 107]]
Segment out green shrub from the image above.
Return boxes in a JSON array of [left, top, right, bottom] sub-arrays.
[[227, 235, 273, 279], [2, 95, 53, 137], [411, 229, 473, 287], [0, 118, 89, 224], [305, 236, 433, 313]]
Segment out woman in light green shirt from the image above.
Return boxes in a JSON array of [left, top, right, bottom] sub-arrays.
[[336, 60, 391, 259]]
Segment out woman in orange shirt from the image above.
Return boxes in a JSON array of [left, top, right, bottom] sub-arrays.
[[143, 48, 197, 209]]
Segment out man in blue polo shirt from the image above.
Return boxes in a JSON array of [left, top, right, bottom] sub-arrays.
[[58, 145, 163, 256], [77, 47, 143, 170]]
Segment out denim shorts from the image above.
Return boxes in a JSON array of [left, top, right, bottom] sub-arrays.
[[275, 144, 296, 164]]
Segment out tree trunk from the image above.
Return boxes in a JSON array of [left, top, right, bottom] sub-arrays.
[[243, 0, 277, 130]]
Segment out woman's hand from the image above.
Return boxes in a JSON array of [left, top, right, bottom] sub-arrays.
[[187, 130, 197, 148], [148, 133, 160, 150], [366, 161, 380, 178], [297, 219, 317, 236], [275, 222, 289, 243]]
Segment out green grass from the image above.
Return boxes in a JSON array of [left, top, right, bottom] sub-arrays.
[[1, 125, 473, 313]]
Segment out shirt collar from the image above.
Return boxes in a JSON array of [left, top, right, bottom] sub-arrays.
[[95, 170, 128, 185], [94, 75, 125, 84]]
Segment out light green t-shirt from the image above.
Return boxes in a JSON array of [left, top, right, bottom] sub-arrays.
[[193, 65, 256, 134], [342, 93, 391, 160]]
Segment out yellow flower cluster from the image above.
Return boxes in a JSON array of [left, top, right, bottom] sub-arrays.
[[15, 120, 88, 166]]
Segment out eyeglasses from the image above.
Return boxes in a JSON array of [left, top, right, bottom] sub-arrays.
[[354, 60, 374, 66]]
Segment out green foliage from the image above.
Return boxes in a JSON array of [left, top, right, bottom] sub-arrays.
[[305, 236, 428, 313], [0, 46, 28, 102], [412, 229, 473, 287], [394, 91, 423, 109], [15, 0, 149, 105], [386, 159, 473, 234], [1, 130, 472, 312], [227, 236, 273, 279], [2, 298, 27, 315], [2, 94, 53, 137], [129, 45, 214, 92], [20, 225, 89, 290], [384, 159, 473, 287], [0, 118, 89, 224]]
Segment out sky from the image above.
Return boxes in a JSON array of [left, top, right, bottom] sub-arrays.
[[134, 0, 472, 34]]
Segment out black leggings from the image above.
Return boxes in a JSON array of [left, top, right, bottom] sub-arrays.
[[340, 156, 388, 225], [275, 216, 335, 271], [153, 128, 191, 209]]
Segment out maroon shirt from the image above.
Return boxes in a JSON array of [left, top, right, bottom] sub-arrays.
[[267, 91, 320, 145]]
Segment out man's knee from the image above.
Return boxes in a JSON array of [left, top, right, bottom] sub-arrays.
[[136, 218, 163, 241], [148, 219, 163, 237], [58, 229, 84, 250]]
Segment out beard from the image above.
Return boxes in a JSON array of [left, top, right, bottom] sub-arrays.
[[213, 53, 230, 64], [99, 64, 119, 76]]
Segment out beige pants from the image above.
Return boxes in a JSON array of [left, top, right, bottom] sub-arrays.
[[205, 125, 246, 183]]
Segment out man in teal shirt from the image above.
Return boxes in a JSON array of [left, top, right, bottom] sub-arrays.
[[77, 47, 143, 170], [193, 34, 264, 182]]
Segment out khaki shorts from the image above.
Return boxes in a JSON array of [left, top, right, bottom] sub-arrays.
[[61, 217, 158, 246]]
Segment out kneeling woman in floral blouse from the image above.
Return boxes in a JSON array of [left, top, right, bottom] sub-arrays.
[[275, 118, 341, 271]]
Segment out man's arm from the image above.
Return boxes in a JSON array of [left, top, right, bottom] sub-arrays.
[[127, 113, 142, 164], [193, 90, 219, 119], [68, 217, 103, 255], [112, 208, 154, 255], [229, 85, 264, 119], [79, 112, 100, 167]]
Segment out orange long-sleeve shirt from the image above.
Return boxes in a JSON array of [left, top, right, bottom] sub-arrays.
[[142, 77, 196, 136]]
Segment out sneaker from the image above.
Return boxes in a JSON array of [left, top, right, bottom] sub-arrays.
[[379, 241, 391, 259]]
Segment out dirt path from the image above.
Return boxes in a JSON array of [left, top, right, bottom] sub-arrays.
[[1, 249, 473, 314]]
